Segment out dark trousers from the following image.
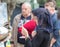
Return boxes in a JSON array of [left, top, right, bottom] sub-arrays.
[[25, 30, 50, 47], [17, 32, 32, 44]]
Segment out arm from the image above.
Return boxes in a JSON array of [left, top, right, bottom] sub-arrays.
[[50, 37, 56, 47], [11, 18, 18, 47], [50, 14, 59, 47], [21, 26, 32, 47], [32, 31, 37, 38], [53, 19, 59, 39]]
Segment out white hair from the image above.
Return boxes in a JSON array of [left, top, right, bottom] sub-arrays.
[[22, 2, 32, 9]]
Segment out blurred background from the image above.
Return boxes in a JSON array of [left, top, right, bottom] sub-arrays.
[[0, 0, 60, 17], [0, 0, 60, 47]]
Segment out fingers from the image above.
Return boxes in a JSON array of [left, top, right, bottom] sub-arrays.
[[32, 31, 36, 37], [21, 26, 29, 39], [50, 38, 56, 47]]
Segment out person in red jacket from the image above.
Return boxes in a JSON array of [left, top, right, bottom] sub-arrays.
[[17, 12, 38, 44]]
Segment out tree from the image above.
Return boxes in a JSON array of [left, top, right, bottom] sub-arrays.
[[37, 0, 46, 7]]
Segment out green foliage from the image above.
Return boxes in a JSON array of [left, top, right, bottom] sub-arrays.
[[37, 0, 47, 6], [56, 0, 60, 7]]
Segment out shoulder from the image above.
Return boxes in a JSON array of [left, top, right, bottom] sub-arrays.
[[52, 13, 57, 20], [14, 13, 22, 20]]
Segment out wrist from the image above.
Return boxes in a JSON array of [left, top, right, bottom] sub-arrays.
[[50, 44, 53, 47]]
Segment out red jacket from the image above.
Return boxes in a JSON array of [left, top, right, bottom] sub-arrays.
[[18, 20, 37, 35]]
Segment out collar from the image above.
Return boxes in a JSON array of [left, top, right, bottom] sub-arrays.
[[51, 12, 57, 17], [21, 15, 31, 20]]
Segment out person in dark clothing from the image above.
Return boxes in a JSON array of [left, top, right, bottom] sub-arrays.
[[21, 8, 53, 47], [52, 8, 60, 47], [10, 3, 23, 26], [44, 2, 59, 47]]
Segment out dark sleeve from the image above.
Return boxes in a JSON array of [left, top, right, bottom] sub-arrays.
[[25, 38, 32, 47], [53, 15, 59, 39]]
